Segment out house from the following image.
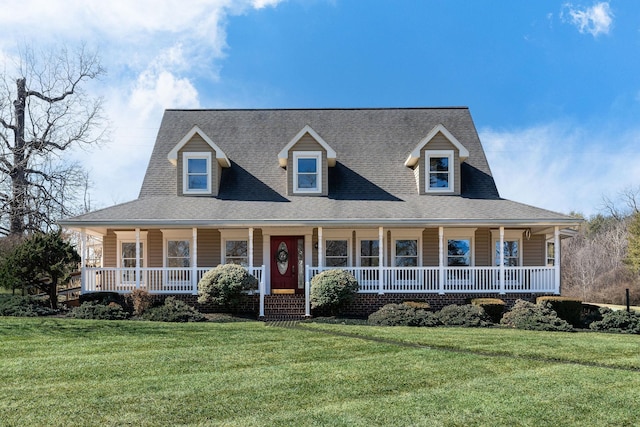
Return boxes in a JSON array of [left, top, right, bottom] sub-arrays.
[[60, 108, 579, 318]]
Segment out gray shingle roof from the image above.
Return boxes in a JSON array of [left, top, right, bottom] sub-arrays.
[[61, 108, 577, 227]]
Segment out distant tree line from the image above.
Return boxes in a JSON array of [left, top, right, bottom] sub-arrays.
[[562, 187, 640, 304]]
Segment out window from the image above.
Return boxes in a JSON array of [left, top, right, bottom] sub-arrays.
[[426, 150, 454, 192], [167, 240, 190, 267], [121, 242, 144, 268], [360, 239, 379, 267], [395, 240, 418, 266], [325, 240, 348, 267], [448, 239, 471, 266], [546, 241, 555, 266], [115, 231, 148, 285], [495, 241, 519, 266], [293, 151, 322, 194], [225, 240, 248, 266], [490, 230, 523, 267], [183, 152, 211, 194]]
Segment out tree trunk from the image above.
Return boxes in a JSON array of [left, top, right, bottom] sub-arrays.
[[10, 78, 27, 236]]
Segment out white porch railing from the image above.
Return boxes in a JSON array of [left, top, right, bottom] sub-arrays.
[[307, 266, 557, 294], [83, 266, 265, 295]]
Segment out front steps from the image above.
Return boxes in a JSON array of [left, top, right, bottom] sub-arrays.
[[262, 294, 307, 320]]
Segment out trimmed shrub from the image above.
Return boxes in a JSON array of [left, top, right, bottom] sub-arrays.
[[71, 302, 129, 320], [402, 300, 431, 310], [580, 303, 604, 328], [141, 297, 206, 322], [368, 303, 441, 327], [536, 296, 582, 327], [500, 299, 573, 332], [435, 304, 492, 327], [79, 292, 123, 306], [310, 269, 359, 315], [198, 264, 258, 309], [469, 298, 505, 323], [0, 295, 57, 317], [589, 308, 640, 334], [129, 289, 153, 316]]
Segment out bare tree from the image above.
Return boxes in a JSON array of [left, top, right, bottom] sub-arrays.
[[0, 44, 106, 236]]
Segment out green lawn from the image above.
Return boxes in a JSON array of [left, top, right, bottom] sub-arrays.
[[1, 318, 639, 426]]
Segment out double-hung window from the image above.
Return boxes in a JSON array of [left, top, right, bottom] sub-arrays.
[[325, 240, 348, 267], [426, 150, 454, 192], [293, 151, 322, 194], [225, 240, 248, 266], [491, 230, 523, 267], [359, 239, 380, 267], [167, 240, 190, 267], [395, 240, 418, 267], [183, 152, 211, 194]]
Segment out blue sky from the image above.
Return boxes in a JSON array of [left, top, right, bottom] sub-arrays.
[[0, 0, 637, 216]]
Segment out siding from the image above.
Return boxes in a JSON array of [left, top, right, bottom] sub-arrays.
[[177, 134, 219, 197], [197, 229, 221, 267], [475, 228, 491, 266], [286, 133, 328, 196], [103, 230, 117, 267], [423, 228, 439, 266], [148, 229, 163, 267], [523, 234, 545, 266], [419, 132, 461, 195]]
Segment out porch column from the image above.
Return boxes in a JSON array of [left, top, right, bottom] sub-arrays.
[[192, 228, 198, 295], [318, 227, 323, 269], [499, 226, 505, 295], [438, 227, 445, 295], [378, 227, 384, 294], [554, 226, 560, 294], [248, 227, 254, 269], [135, 228, 141, 290], [80, 230, 87, 293]]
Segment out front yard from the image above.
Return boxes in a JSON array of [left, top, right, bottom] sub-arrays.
[[1, 317, 639, 426]]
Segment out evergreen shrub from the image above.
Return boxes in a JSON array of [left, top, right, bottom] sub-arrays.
[[589, 308, 640, 334], [435, 304, 492, 327], [536, 296, 583, 327], [469, 298, 505, 323], [71, 302, 129, 320], [368, 303, 440, 327], [0, 295, 57, 317], [310, 269, 359, 315], [500, 299, 573, 332], [198, 264, 258, 308], [141, 297, 206, 322]]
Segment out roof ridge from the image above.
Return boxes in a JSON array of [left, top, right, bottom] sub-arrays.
[[164, 107, 470, 112]]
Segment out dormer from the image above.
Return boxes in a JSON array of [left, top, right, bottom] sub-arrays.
[[404, 124, 469, 195], [278, 125, 336, 196], [167, 126, 231, 197]]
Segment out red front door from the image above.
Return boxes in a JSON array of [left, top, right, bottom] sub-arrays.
[[271, 236, 303, 294]]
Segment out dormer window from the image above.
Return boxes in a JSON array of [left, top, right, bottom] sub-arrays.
[[183, 152, 211, 194], [293, 151, 322, 194], [427, 150, 454, 192]]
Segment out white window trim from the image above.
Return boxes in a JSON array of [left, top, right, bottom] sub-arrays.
[[356, 229, 382, 267], [183, 152, 212, 195], [161, 229, 193, 268], [115, 231, 148, 268], [220, 229, 249, 265], [546, 237, 555, 267], [491, 229, 524, 266], [425, 150, 454, 193], [323, 229, 352, 267], [390, 229, 423, 267], [444, 228, 476, 267], [293, 151, 322, 194]]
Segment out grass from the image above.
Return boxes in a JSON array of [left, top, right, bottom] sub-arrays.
[[0, 318, 638, 426]]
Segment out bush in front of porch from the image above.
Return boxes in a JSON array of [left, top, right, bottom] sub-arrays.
[[198, 264, 258, 311], [310, 269, 359, 316]]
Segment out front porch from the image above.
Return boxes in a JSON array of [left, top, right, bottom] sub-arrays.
[[80, 264, 558, 318]]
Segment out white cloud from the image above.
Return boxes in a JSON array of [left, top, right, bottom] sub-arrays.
[[0, 0, 286, 209], [562, 2, 613, 37], [480, 122, 640, 216]]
